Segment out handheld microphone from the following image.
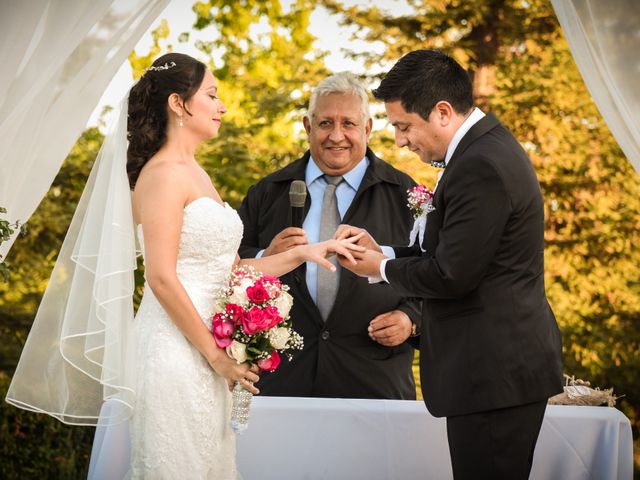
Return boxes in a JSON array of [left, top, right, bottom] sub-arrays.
[[289, 180, 307, 228]]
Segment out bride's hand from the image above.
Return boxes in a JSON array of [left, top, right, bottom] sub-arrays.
[[208, 352, 260, 394], [299, 235, 365, 271]]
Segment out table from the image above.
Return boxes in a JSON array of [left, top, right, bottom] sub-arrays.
[[237, 398, 633, 480], [89, 397, 634, 479]]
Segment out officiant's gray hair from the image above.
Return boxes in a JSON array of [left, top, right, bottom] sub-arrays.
[[306, 72, 371, 121]]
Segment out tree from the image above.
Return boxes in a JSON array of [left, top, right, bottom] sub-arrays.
[[189, 0, 329, 205]]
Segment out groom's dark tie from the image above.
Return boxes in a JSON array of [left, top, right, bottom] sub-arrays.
[[317, 174, 343, 321]]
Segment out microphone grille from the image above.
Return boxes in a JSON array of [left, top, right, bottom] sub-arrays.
[[289, 180, 307, 208]]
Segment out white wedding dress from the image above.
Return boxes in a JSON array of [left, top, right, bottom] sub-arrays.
[[129, 197, 243, 479]]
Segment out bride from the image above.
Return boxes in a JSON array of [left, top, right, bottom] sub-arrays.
[[6, 52, 361, 478]]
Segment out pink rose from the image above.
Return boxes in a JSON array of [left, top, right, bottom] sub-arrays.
[[263, 305, 283, 329], [261, 275, 281, 287], [225, 304, 246, 325], [257, 351, 281, 372], [247, 283, 270, 304], [212, 314, 234, 348], [242, 306, 270, 335]]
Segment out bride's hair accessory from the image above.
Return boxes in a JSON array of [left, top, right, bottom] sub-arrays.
[[147, 61, 177, 72]]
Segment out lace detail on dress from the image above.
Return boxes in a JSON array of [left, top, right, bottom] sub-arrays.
[[130, 198, 243, 479]]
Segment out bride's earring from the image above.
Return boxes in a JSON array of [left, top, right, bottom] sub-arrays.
[[178, 115, 184, 128]]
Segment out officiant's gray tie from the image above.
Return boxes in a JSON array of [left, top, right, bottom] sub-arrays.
[[317, 175, 343, 321]]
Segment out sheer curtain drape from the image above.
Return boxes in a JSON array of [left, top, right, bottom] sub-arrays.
[[0, 0, 170, 258], [551, 0, 640, 175]]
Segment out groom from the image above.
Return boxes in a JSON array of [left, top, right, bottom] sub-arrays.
[[339, 50, 563, 479]]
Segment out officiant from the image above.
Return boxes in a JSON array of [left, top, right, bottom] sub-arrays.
[[238, 72, 420, 399]]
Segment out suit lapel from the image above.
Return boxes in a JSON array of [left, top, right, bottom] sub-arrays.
[[432, 113, 501, 195], [447, 113, 500, 167], [425, 114, 500, 253]]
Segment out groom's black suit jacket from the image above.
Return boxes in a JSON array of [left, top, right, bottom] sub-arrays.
[[388, 114, 563, 418], [238, 149, 420, 399]]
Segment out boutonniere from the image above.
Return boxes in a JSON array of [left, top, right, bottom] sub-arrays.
[[407, 185, 435, 251]]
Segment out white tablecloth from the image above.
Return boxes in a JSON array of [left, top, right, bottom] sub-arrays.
[[89, 397, 633, 479]]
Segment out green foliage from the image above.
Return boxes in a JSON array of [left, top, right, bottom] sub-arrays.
[[0, 372, 93, 479], [3, 0, 638, 474], [129, 19, 172, 79], [186, 0, 329, 206]]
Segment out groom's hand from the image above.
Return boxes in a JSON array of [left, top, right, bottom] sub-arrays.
[[368, 310, 413, 347], [338, 248, 387, 278], [334, 225, 382, 253], [263, 227, 308, 256]]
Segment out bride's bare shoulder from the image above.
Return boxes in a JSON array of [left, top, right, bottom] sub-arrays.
[[137, 156, 191, 184], [132, 159, 191, 221]]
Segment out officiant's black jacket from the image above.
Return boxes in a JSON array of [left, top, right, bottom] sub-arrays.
[[238, 149, 420, 399], [388, 114, 564, 417]]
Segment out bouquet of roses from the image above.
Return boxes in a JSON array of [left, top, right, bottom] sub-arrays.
[[211, 265, 303, 433], [407, 184, 435, 250]]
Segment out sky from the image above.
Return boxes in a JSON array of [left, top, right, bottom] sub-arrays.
[[88, 0, 413, 127]]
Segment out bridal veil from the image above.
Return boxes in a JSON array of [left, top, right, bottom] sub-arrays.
[[6, 94, 140, 426]]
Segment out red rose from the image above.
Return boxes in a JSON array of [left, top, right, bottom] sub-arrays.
[[212, 314, 234, 348], [257, 351, 281, 372], [247, 283, 270, 304], [263, 305, 283, 329], [242, 306, 270, 334], [225, 303, 246, 325]]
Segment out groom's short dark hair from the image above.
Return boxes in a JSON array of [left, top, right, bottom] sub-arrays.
[[373, 49, 474, 121]]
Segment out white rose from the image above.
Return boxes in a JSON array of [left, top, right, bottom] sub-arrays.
[[229, 278, 253, 307], [273, 291, 294, 319], [226, 340, 248, 364], [268, 327, 291, 350]]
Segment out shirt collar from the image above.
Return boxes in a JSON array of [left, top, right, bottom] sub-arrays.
[[306, 155, 370, 191], [444, 107, 486, 165]]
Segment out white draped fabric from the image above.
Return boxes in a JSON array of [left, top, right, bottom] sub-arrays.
[[0, 0, 170, 258], [551, 0, 640, 175]]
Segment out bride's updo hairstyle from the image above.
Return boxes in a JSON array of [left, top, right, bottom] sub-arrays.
[[127, 52, 206, 189]]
